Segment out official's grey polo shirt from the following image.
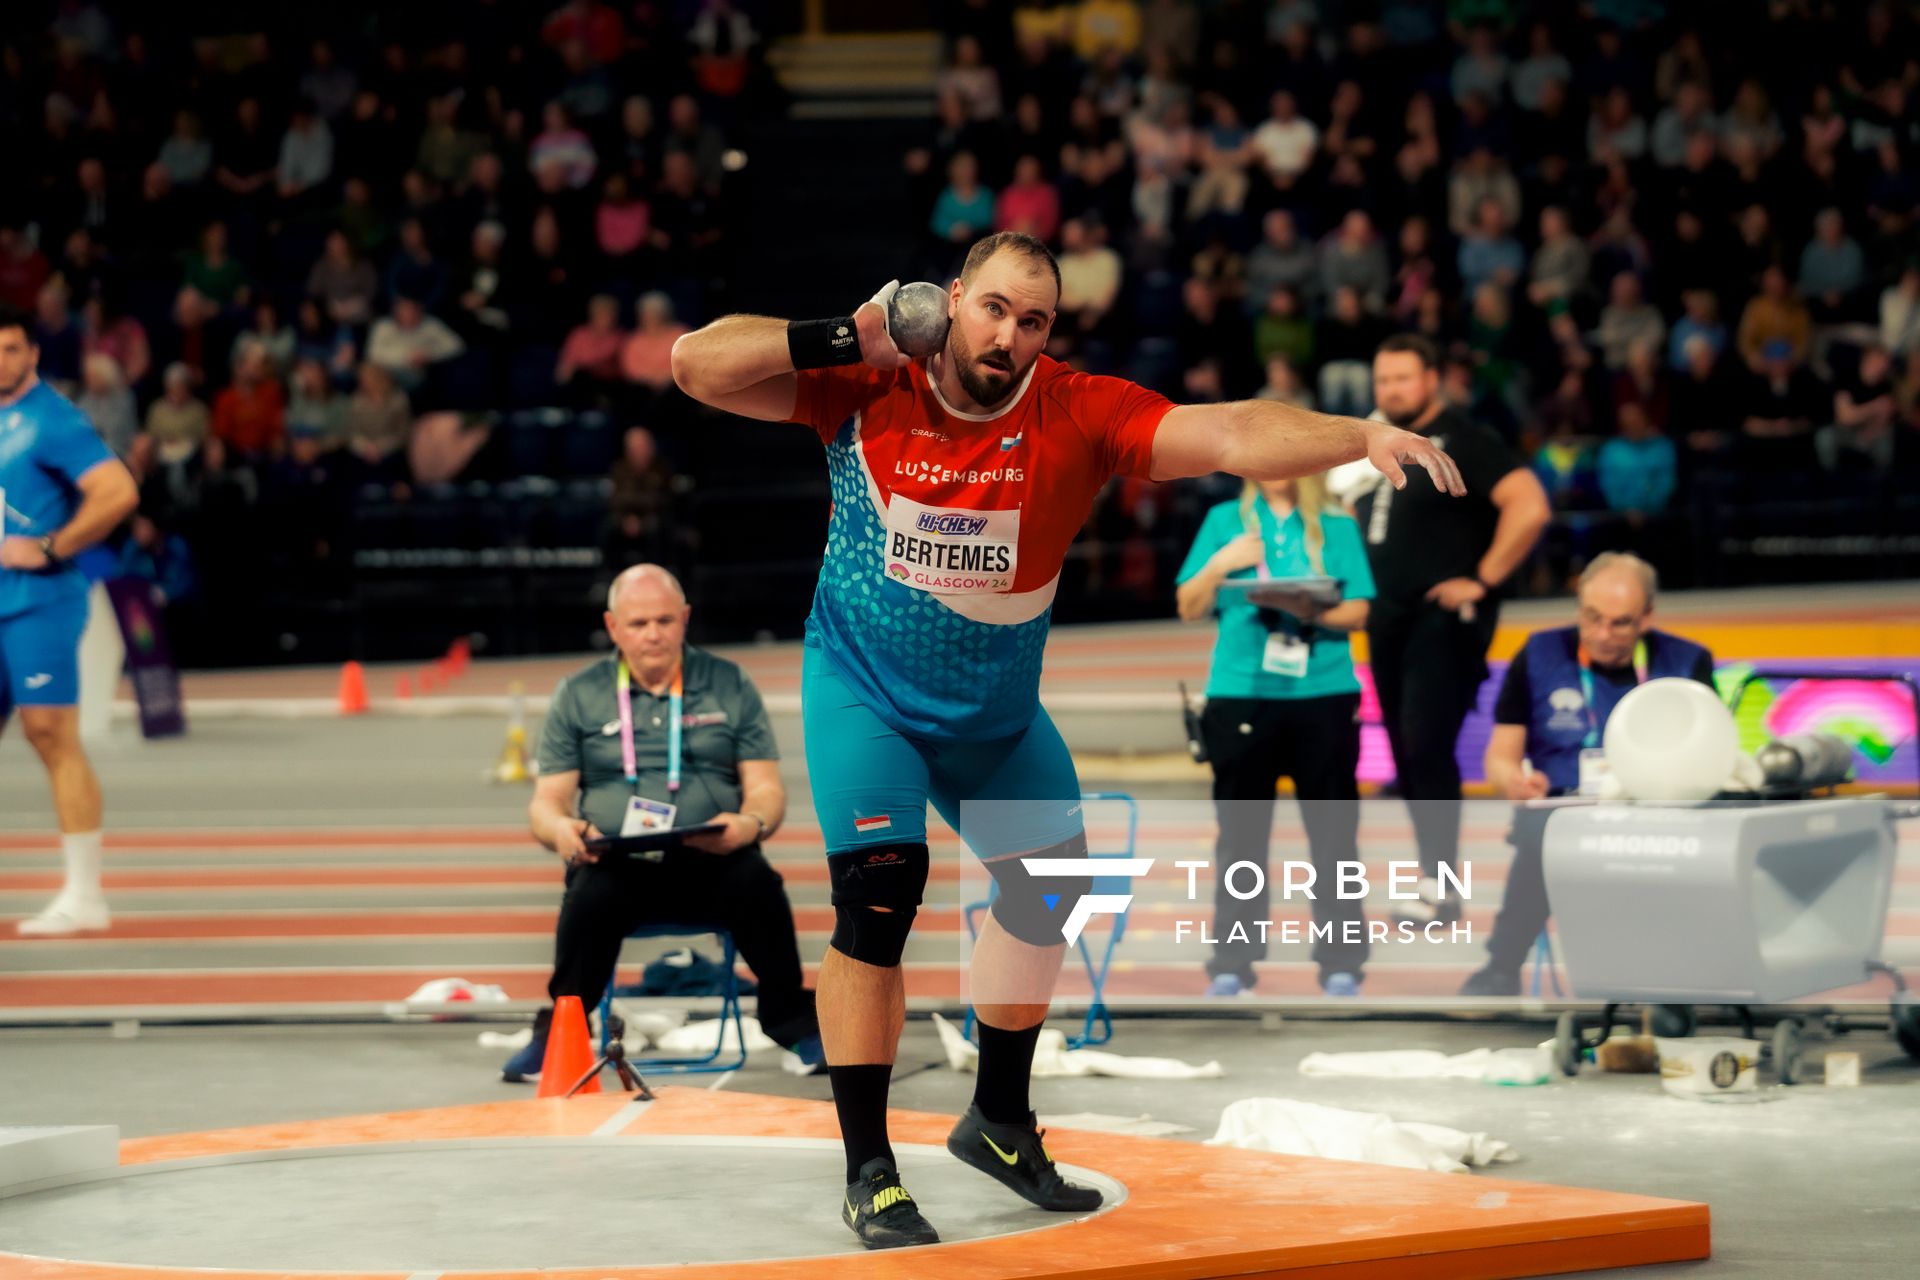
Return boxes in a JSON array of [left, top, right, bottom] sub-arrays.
[[538, 646, 779, 836]]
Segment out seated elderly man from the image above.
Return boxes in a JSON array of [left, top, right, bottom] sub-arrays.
[[1460, 553, 1716, 996], [503, 563, 822, 1079]]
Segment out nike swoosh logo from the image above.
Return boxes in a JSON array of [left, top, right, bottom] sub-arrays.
[[602, 721, 620, 735], [980, 1131, 1020, 1167], [25, 674, 52, 689]]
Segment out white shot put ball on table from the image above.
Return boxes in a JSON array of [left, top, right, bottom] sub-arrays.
[[887, 281, 952, 358], [1602, 677, 1740, 805]]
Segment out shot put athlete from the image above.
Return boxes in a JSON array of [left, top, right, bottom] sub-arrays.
[[671, 232, 1465, 1249]]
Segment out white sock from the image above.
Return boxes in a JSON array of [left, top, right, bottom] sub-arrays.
[[61, 832, 104, 898]]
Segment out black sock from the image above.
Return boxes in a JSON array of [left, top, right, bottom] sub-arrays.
[[972, 1021, 1043, 1125], [829, 1064, 895, 1185]]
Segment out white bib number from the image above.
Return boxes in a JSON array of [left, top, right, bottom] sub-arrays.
[[881, 493, 1019, 596]]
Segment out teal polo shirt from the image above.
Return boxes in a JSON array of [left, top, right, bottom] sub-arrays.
[[1176, 499, 1376, 701], [537, 645, 779, 837]]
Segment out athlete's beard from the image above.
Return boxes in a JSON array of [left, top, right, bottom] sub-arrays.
[[948, 323, 1024, 408], [1381, 394, 1434, 430]]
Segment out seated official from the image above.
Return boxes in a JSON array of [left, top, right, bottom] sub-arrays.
[[503, 564, 822, 1080], [1460, 553, 1715, 996]]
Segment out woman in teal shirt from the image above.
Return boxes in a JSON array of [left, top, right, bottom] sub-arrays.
[[1176, 472, 1376, 997]]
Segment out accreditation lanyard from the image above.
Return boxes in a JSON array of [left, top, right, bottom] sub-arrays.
[[1576, 639, 1648, 749], [615, 659, 683, 794]]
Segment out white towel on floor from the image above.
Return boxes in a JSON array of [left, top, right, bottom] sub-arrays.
[[652, 1015, 778, 1055], [932, 1013, 1224, 1079], [1205, 1097, 1517, 1173]]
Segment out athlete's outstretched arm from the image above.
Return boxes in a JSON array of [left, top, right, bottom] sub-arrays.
[[1149, 399, 1466, 495], [671, 285, 911, 422]]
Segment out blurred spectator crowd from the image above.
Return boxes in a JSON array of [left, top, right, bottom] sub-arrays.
[[8, 0, 1920, 658], [2, 1, 765, 656], [919, 0, 1920, 596]]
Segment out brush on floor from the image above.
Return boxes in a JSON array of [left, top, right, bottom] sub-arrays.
[[1596, 1007, 1660, 1073]]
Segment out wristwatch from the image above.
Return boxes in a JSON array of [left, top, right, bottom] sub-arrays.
[[37, 535, 63, 570], [743, 812, 770, 841]]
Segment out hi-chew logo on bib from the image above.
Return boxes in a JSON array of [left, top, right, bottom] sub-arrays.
[[882, 493, 1019, 595]]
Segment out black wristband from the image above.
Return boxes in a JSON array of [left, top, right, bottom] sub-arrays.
[[787, 316, 863, 369]]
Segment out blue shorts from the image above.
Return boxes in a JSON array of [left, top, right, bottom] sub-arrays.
[[0, 592, 88, 720], [802, 645, 1083, 859]]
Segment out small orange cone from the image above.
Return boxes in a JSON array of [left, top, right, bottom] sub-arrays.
[[447, 637, 471, 676], [395, 675, 413, 701], [337, 662, 369, 715], [535, 996, 600, 1097]]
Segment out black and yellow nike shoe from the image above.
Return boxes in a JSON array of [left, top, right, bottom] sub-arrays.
[[945, 1104, 1103, 1212], [842, 1157, 940, 1250]]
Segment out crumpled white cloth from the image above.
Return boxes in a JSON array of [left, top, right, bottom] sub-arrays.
[[652, 1014, 778, 1055], [1205, 1097, 1517, 1174], [932, 1013, 1224, 1079], [1298, 1048, 1502, 1080]]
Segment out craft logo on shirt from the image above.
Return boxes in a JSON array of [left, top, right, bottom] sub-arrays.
[[910, 428, 950, 442], [893, 459, 1025, 485]]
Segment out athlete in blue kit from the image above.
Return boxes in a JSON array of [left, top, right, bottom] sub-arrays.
[[0, 302, 139, 935]]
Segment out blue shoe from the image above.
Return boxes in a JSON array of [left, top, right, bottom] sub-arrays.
[[1321, 972, 1362, 997], [793, 1033, 826, 1069], [501, 1008, 551, 1083], [1206, 973, 1245, 997]]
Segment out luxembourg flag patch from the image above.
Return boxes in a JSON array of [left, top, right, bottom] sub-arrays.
[[853, 814, 893, 835]]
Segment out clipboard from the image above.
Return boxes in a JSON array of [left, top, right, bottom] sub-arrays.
[[584, 824, 726, 856], [1214, 574, 1345, 607]]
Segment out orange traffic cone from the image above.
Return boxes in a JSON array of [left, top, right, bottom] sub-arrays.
[[395, 675, 413, 701], [337, 662, 369, 715], [535, 995, 600, 1097], [447, 637, 471, 676]]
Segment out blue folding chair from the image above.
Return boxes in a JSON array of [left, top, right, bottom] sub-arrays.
[[963, 792, 1140, 1050], [598, 923, 748, 1075]]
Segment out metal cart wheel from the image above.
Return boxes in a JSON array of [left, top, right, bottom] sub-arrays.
[[1553, 1011, 1583, 1077], [1892, 994, 1920, 1061], [1772, 1018, 1804, 1085], [1650, 1004, 1697, 1039]]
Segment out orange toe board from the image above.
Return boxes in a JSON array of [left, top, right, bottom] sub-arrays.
[[7, 1089, 1709, 1280]]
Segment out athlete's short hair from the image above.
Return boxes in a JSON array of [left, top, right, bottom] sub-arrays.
[[0, 302, 34, 342], [960, 232, 1061, 302]]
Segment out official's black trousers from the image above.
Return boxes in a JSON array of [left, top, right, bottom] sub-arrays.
[[547, 844, 818, 1049], [1482, 804, 1555, 974], [1202, 692, 1367, 984], [1366, 600, 1500, 877]]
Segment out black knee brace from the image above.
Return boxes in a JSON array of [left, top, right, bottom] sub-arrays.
[[986, 830, 1092, 946], [827, 842, 928, 967]]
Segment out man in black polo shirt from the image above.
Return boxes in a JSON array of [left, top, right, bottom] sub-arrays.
[[1352, 335, 1551, 924], [502, 563, 821, 1080]]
